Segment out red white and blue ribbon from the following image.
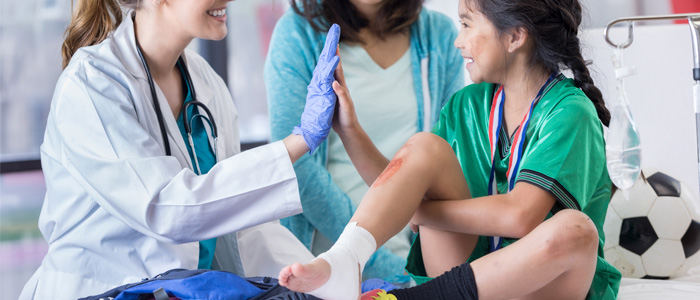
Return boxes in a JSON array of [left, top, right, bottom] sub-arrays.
[[487, 74, 558, 252]]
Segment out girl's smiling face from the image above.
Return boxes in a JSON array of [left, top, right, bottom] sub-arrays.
[[454, 0, 510, 84]]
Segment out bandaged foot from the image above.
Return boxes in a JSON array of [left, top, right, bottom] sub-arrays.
[[279, 222, 377, 300]]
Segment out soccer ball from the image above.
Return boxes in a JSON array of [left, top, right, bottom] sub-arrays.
[[603, 168, 700, 279]]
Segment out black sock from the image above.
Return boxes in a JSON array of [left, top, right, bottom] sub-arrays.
[[388, 263, 478, 300]]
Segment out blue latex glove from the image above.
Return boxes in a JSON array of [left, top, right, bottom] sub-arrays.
[[292, 24, 341, 154]]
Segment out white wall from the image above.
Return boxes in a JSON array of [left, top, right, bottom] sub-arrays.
[[582, 0, 672, 28], [582, 23, 700, 213], [424, 0, 673, 29]]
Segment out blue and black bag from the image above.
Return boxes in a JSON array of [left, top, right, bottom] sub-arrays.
[[79, 268, 321, 300]]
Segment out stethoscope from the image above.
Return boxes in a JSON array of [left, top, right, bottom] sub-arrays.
[[135, 39, 219, 175]]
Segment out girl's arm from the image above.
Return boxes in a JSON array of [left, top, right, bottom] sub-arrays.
[[415, 91, 601, 240], [413, 182, 557, 239], [331, 61, 390, 187]]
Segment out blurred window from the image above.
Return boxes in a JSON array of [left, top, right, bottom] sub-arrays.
[[0, 0, 69, 164], [226, 0, 288, 143]]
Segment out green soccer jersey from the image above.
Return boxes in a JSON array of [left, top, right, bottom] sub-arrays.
[[405, 76, 621, 300]]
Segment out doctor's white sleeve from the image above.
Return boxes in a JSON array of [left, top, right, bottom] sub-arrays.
[[47, 58, 302, 244]]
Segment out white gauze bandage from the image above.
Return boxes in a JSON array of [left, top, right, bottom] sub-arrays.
[[308, 222, 377, 300]]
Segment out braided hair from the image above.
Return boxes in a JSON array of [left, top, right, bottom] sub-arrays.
[[465, 0, 610, 126]]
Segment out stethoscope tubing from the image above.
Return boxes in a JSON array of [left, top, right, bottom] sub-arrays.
[[136, 40, 172, 156], [135, 38, 218, 173]]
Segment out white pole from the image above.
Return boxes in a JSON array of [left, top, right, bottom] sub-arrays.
[[695, 83, 700, 200], [689, 17, 700, 205]]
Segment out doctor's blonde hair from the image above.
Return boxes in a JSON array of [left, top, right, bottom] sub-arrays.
[[62, 0, 139, 69]]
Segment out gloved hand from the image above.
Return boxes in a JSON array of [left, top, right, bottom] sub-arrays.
[[292, 23, 341, 154]]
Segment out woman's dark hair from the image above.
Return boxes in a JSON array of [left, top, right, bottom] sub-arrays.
[[291, 0, 423, 43], [466, 0, 610, 126]]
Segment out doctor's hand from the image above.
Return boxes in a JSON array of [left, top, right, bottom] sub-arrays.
[[293, 23, 341, 154]]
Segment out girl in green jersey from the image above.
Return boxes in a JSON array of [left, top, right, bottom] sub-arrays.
[[279, 0, 620, 299]]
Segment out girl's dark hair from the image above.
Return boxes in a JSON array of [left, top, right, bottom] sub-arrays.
[[466, 0, 610, 126], [290, 0, 423, 43]]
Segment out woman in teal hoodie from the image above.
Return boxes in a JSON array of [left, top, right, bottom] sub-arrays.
[[265, 0, 464, 280]]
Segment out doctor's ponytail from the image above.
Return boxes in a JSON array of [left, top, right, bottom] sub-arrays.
[[62, 0, 126, 69]]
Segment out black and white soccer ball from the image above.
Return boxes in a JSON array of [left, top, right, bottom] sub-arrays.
[[603, 168, 700, 279]]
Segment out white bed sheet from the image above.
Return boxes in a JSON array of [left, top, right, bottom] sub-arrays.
[[617, 264, 700, 300]]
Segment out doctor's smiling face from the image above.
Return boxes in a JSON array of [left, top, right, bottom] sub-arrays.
[[454, 0, 510, 84], [163, 0, 235, 41]]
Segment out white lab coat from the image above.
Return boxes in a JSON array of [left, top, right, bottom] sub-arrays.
[[20, 15, 305, 300]]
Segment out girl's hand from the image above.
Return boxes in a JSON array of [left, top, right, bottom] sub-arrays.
[[330, 53, 389, 186], [331, 56, 360, 137]]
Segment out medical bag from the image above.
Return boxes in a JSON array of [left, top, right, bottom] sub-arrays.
[[79, 268, 322, 300]]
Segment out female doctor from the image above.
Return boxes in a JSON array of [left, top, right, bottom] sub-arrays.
[[20, 0, 341, 299]]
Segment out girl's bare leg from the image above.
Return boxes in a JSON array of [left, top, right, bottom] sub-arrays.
[[420, 227, 479, 277], [471, 209, 598, 300], [350, 132, 472, 246], [279, 132, 474, 296], [357, 132, 479, 278], [388, 209, 598, 300]]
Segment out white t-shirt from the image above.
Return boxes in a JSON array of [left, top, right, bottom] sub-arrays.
[[314, 42, 417, 257]]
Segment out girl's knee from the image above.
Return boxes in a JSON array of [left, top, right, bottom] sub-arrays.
[[399, 132, 451, 159], [542, 210, 599, 257]]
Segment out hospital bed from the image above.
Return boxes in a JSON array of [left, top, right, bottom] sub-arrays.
[[617, 264, 700, 299]]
